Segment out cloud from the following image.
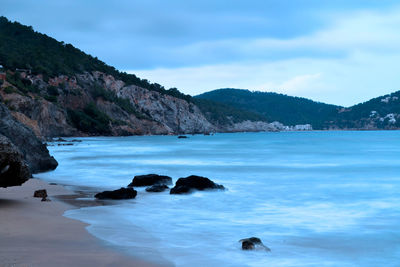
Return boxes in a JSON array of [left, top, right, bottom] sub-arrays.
[[129, 7, 400, 106]]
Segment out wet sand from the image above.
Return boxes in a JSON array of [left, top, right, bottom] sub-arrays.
[[0, 178, 161, 267]]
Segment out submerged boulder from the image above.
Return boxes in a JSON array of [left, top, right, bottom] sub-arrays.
[[145, 184, 169, 192], [95, 187, 137, 200], [170, 175, 225, 194], [128, 174, 172, 187], [239, 237, 271, 252], [0, 135, 30, 188]]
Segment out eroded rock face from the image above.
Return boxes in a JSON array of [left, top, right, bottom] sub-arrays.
[[94, 187, 137, 200], [0, 102, 58, 173], [128, 174, 172, 187], [0, 135, 30, 188], [170, 175, 225, 194], [119, 85, 215, 134]]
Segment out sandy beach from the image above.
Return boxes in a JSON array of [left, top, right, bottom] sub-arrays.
[[0, 178, 159, 267]]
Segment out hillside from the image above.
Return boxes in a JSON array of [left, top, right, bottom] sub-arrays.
[[196, 88, 400, 130], [196, 89, 340, 129], [0, 16, 218, 137], [329, 91, 400, 129]]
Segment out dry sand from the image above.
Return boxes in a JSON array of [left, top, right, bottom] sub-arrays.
[[0, 178, 160, 267]]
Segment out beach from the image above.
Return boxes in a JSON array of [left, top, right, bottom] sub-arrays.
[[0, 178, 158, 267]]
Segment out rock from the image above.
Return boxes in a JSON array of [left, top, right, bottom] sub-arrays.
[[0, 135, 30, 187], [170, 175, 225, 194], [239, 237, 271, 252], [55, 137, 67, 142], [178, 135, 188, 139], [0, 102, 58, 173], [128, 174, 172, 187], [95, 187, 137, 200], [145, 184, 169, 192], [33, 189, 48, 198], [242, 241, 255, 250]]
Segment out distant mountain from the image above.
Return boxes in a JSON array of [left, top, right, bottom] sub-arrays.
[[196, 88, 400, 130], [196, 89, 341, 129], [330, 91, 400, 129]]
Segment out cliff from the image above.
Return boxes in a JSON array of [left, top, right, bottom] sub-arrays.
[[0, 70, 215, 137]]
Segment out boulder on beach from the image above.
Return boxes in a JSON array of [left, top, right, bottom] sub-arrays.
[[33, 189, 48, 199], [128, 174, 172, 187], [239, 237, 271, 252], [170, 175, 225, 194], [0, 135, 30, 188], [0, 102, 58, 173], [145, 184, 169, 192], [95, 187, 137, 200]]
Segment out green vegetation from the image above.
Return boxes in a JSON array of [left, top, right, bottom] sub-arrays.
[[90, 84, 147, 119], [332, 90, 400, 129], [5, 71, 39, 94], [3, 86, 15, 94], [67, 103, 111, 134], [196, 89, 341, 129], [193, 98, 267, 125], [0, 16, 191, 101]]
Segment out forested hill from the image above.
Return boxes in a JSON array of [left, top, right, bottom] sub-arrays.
[[0, 16, 191, 102], [196, 89, 341, 129], [330, 90, 400, 129]]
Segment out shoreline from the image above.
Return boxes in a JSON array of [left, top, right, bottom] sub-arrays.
[[0, 178, 162, 267]]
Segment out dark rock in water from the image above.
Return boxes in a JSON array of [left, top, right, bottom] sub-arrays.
[[178, 135, 188, 139], [128, 174, 172, 187], [0, 103, 58, 173], [146, 184, 169, 192], [239, 237, 271, 252], [242, 241, 255, 250], [33, 189, 48, 198], [0, 135, 30, 188], [170, 175, 225, 194], [55, 137, 67, 142], [95, 187, 137, 200], [57, 143, 73, 146]]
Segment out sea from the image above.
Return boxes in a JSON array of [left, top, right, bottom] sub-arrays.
[[36, 131, 400, 267]]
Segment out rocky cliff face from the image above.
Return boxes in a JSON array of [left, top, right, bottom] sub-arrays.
[[0, 134, 30, 187], [0, 102, 57, 175], [0, 70, 216, 137], [118, 85, 214, 134]]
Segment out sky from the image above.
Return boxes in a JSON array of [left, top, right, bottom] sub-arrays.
[[2, 0, 400, 106]]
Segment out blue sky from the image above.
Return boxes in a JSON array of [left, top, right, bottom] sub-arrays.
[[3, 0, 400, 106]]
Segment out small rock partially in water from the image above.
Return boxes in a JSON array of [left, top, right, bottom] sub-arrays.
[[95, 187, 137, 200], [170, 175, 225, 194], [146, 184, 169, 192], [128, 174, 172, 187], [239, 237, 271, 252]]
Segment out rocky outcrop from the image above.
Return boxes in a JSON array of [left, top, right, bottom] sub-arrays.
[[0, 134, 30, 187], [128, 174, 172, 187], [94, 187, 137, 200], [0, 102, 58, 173], [170, 175, 225, 194], [118, 84, 215, 134], [239, 237, 271, 252]]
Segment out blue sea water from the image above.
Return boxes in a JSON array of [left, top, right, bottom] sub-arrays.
[[37, 131, 400, 266]]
